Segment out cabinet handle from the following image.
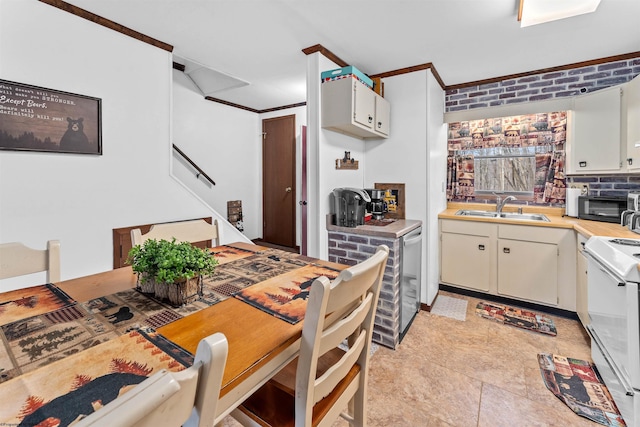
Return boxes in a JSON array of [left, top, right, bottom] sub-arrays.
[[628, 158, 633, 166], [503, 247, 510, 254], [478, 244, 485, 251], [579, 161, 587, 167], [377, 121, 382, 128], [368, 115, 373, 123]]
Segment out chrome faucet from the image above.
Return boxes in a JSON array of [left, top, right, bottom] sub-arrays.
[[495, 195, 517, 214]]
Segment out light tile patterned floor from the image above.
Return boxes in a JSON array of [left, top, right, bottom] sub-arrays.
[[222, 290, 599, 427]]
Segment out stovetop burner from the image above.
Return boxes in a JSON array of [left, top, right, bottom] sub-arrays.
[[609, 238, 640, 247]]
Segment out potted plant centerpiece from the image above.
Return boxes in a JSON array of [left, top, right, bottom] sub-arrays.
[[127, 238, 218, 306]]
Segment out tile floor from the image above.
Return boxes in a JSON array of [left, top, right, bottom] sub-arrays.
[[222, 290, 601, 427]]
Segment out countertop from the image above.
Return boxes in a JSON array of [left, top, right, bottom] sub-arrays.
[[439, 202, 640, 239], [326, 215, 422, 239]]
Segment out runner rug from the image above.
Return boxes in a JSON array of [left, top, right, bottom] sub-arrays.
[[0, 326, 193, 427], [538, 353, 626, 427], [475, 301, 557, 336]]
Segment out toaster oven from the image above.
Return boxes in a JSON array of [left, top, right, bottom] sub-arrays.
[[577, 196, 627, 223]]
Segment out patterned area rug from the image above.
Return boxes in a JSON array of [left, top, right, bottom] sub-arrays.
[[0, 326, 193, 427], [430, 295, 468, 321], [538, 353, 626, 426], [476, 301, 557, 336]]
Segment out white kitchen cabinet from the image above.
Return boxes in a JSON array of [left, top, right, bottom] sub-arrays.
[[624, 74, 640, 171], [567, 85, 622, 174], [321, 77, 390, 139], [439, 220, 576, 310], [498, 238, 558, 305], [576, 233, 589, 328]]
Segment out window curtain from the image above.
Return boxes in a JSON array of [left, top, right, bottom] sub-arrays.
[[535, 151, 566, 204]]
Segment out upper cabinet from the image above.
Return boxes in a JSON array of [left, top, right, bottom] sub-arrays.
[[321, 77, 390, 139], [624, 74, 640, 171], [567, 85, 622, 174], [567, 74, 640, 174]]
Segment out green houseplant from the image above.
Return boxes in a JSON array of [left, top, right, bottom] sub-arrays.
[[127, 238, 218, 306]]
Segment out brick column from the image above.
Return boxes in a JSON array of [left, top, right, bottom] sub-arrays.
[[328, 231, 401, 349]]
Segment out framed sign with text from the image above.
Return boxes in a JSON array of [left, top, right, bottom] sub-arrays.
[[0, 79, 102, 155]]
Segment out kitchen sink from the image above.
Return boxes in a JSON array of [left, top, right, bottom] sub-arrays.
[[454, 209, 550, 222]]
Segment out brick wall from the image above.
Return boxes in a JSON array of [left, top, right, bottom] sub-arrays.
[[446, 57, 640, 113], [568, 174, 640, 197], [327, 231, 401, 349]]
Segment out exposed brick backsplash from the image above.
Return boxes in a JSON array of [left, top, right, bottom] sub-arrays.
[[568, 174, 640, 197], [446, 57, 640, 113], [328, 231, 401, 349]]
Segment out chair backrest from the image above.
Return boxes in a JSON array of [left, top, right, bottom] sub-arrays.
[[296, 244, 388, 427], [75, 332, 228, 427], [131, 219, 219, 247], [0, 240, 61, 283]]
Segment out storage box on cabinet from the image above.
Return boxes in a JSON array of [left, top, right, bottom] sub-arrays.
[[321, 77, 390, 139]]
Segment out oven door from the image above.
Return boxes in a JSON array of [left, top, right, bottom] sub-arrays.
[[586, 252, 640, 390]]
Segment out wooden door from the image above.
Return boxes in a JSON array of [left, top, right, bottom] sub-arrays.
[[262, 115, 296, 247]]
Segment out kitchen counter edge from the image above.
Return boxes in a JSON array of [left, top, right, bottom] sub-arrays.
[[326, 216, 422, 239], [439, 203, 639, 239]]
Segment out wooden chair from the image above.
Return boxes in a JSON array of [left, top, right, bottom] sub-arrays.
[[75, 332, 228, 427], [0, 240, 61, 283], [232, 245, 389, 427], [131, 219, 219, 247]]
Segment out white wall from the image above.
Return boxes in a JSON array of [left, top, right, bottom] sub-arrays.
[[172, 70, 261, 240], [0, 0, 213, 290], [425, 70, 448, 305], [306, 53, 366, 259]]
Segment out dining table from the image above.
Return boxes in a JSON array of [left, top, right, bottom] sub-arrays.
[[0, 242, 346, 426]]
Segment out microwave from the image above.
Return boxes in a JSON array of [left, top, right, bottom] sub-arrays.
[[577, 196, 627, 223]]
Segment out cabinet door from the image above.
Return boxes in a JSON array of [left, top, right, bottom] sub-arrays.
[[569, 85, 622, 173], [441, 232, 492, 292], [374, 95, 390, 136], [626, 74, 640, 171], [497, 239, 558, 305], [353, 80, 376, 130]]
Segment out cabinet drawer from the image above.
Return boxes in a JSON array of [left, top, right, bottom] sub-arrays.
[[440, 219, 496, 236]]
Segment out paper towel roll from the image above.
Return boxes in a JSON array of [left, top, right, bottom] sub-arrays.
[[566, 188, 581, 217]]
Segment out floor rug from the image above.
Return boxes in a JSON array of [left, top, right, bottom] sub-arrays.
[[430, 295, 468, 321], [476, 301, 557, 336], [538, 353, 627, 427]]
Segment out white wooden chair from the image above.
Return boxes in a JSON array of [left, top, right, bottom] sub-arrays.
[[0, 240, 61, 283], [75, 332, 228, 427], [131, 219, 219, 247], [232, 245, 389, 427]]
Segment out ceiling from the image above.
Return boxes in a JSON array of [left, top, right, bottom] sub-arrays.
[[63, 0, 640, 112]]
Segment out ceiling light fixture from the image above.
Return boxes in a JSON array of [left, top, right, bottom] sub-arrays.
[[518, 0, 601, 27]]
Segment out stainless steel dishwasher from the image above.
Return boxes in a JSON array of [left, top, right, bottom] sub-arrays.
[[399, 226, 422, 341]]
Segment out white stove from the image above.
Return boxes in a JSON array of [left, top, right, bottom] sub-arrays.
[[584, 235, 640, 426], [584, 236, 640, 283]]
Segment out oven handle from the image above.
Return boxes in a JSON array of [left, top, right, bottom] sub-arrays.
[[587, 325, 635, 396], [584, 250, 627, 286]]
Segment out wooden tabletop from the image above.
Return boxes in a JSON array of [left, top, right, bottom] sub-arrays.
[[52, 242, 345, 419]]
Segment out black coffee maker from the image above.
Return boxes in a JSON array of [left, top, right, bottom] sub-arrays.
[[364, 188, 387, 220], [331, 188, 371, 227]]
